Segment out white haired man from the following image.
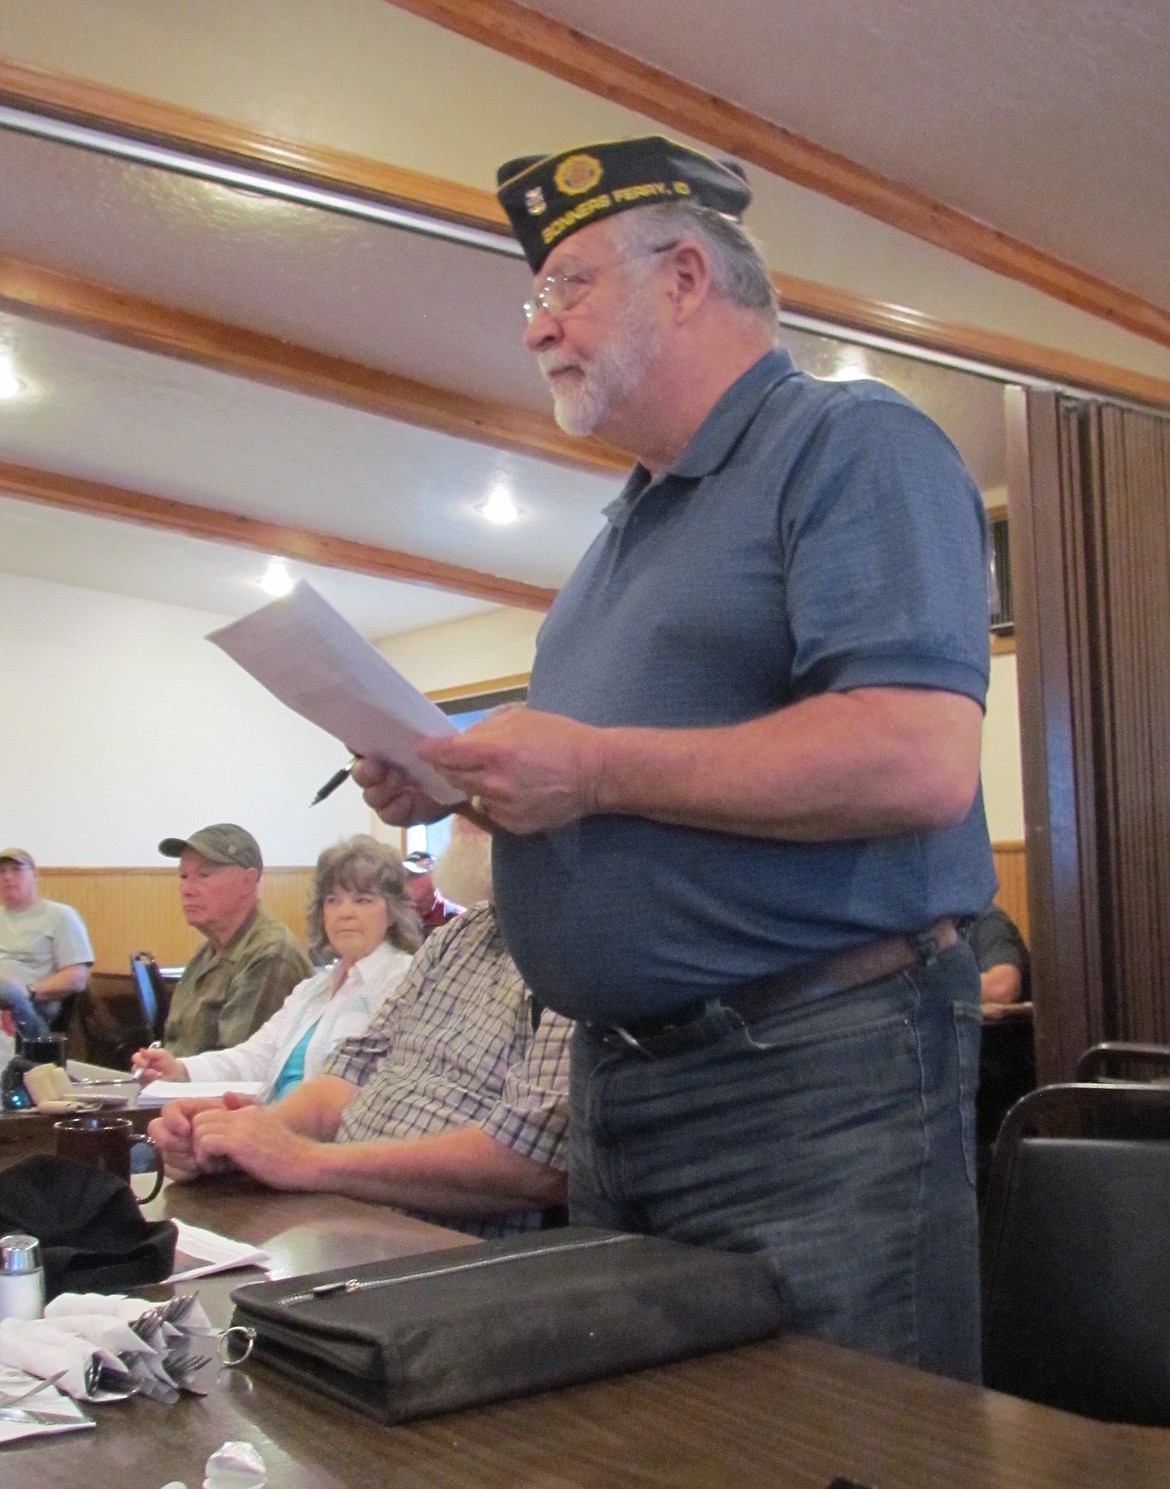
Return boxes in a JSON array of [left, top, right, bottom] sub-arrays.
[[355, 135, 994, 1378]]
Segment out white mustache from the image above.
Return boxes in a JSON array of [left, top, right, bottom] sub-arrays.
[[538, 357, 580, 382]]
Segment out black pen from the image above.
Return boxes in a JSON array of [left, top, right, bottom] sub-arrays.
[[310, 755, 358, 806]]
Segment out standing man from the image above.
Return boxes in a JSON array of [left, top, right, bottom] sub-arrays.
[[0, 847, 93, 1042], [356, 137, 995, 1381], [401, 850, 462, 939], [159, 824, 310, 1058]]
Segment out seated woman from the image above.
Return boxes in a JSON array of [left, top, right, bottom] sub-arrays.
[[132, 835, 420, 1101]]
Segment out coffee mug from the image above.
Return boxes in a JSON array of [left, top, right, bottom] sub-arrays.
[[53, 1113, 165, 1202], [16, 1032, 69, 1067]]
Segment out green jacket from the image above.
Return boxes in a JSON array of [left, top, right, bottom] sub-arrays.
[[163, 906, 310, 1058]]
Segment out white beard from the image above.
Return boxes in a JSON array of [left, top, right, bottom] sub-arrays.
[[433, 826, 494, 907], [540, 295, 664, 437]]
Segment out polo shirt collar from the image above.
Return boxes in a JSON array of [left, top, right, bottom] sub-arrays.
[[606, 348, 797, 524]]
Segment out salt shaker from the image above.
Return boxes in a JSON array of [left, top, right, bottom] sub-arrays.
[[0, 1233, 45, 1320]]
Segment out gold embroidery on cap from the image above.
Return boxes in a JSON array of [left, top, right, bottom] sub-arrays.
[[541, 192, 613, 246], [555, 153, 604, 196]]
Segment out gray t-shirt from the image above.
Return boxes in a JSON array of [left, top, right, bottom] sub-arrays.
[[0, 898, 94, 989]]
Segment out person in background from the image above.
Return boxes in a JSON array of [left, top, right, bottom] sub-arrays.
[[132, 836, 420, 1100], [0, 847, 93, 1043], [963, 902, 1035, 1196], [964, 902, 1031, 1015], [157, 824, 310, 1058], [356, 135, 994, 1380], [148, 820, 570, 1237], [401, 850, 463, 938]]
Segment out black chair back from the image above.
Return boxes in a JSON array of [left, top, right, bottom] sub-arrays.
[[982, 1082, 1170, 1425], [1076, 1040, 1170, 1083], [129, 952, 169, 1044]]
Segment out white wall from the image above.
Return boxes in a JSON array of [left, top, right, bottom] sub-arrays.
[[0, 574, 1024, 864], [378, 607, 543, 694], [983, 651, 1024, 841], [1, 573, 371, 866]]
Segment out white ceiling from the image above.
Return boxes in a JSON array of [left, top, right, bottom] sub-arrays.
[[529, 0, 1170, 310], [0, 0, 1162, 638]]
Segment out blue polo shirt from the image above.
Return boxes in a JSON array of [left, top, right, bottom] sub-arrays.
[[493, 348, 996, 1023]]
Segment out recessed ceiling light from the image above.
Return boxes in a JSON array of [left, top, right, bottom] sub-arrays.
[[478, 484, 519, 525], [259, 558, 294, 596], [0, 356, 26, 400]]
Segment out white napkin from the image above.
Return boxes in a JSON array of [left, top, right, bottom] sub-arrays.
[[203, 1440, 267, 1489], [0, 1316, 131, 1400], [45, 1292, 216, 1401]]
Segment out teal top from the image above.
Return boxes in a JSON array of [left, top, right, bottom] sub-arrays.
[[270, 1017, 321, 1100]]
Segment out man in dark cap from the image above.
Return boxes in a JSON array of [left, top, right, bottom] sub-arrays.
[[158, 824, 310, 1058], [356, 136, 994, 1381]]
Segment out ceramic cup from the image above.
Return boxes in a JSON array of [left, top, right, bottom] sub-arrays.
[[53, 1113, 165, 1202]]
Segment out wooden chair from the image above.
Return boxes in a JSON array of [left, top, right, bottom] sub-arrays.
[[982, 1082, 1170, 1424]]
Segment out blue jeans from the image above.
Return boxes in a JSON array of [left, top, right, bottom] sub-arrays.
[[0, 983, 53, 1042], [568, 940, 982, 1382]]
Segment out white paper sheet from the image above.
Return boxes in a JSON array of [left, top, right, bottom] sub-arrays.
[[167, 1222, 272, 1282], [135, 1080, 264, 1108], [208, 581, 464, 806]]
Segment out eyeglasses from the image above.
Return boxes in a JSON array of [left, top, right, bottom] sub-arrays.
[[523, 242, 679, 325]]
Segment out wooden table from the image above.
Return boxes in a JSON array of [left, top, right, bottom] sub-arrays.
[[3, 1177, 1170, 1488]]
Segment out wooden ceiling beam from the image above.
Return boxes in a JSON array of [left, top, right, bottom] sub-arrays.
[[0, 255, 627, 477], [2, 57, 1170, 411], [0, 459, 558, 613], [385, 0, 1170, 352]]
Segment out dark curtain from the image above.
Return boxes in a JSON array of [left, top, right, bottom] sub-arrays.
[[1007, 390, 1170, 1080]]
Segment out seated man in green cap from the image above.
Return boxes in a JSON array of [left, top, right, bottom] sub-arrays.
[[158, 823, 310, 1058]]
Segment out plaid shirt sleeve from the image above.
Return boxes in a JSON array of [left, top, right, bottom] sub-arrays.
[[318, 932, 439, 1087], [476, 1002, 572, 1172]]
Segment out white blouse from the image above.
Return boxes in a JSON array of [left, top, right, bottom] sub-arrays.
[[178, 940, 413, 1101]]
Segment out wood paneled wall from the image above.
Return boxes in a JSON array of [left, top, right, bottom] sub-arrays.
[[992, 841, 1028, 944], [36, 867, 315, 973], [39, 847, 1029, 975]]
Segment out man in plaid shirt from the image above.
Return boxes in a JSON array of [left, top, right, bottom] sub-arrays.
[[149, 833, 571, 1236]]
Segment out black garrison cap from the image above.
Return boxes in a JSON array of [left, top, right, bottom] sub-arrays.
[[496, 135, 751, 273]]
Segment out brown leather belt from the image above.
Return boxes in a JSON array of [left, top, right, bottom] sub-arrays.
[[595, 918, 959, 1059]]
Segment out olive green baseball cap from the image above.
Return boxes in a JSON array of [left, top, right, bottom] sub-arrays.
[[0, 847, 35, 870], [158, 823, 263, 871]]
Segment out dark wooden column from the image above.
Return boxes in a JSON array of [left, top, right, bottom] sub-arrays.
[[1007, 387, 1170, 1080]]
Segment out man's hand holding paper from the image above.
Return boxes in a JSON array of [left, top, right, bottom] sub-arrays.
[[208, 582, 465, 808]]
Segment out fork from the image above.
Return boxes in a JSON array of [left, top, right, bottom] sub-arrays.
[[0, 1369, 68, 1408]]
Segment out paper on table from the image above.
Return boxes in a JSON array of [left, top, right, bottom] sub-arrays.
[[208, 581, 464, 807], [167, 1221, 272, 1282], [135, 1080, 264, 1107]]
